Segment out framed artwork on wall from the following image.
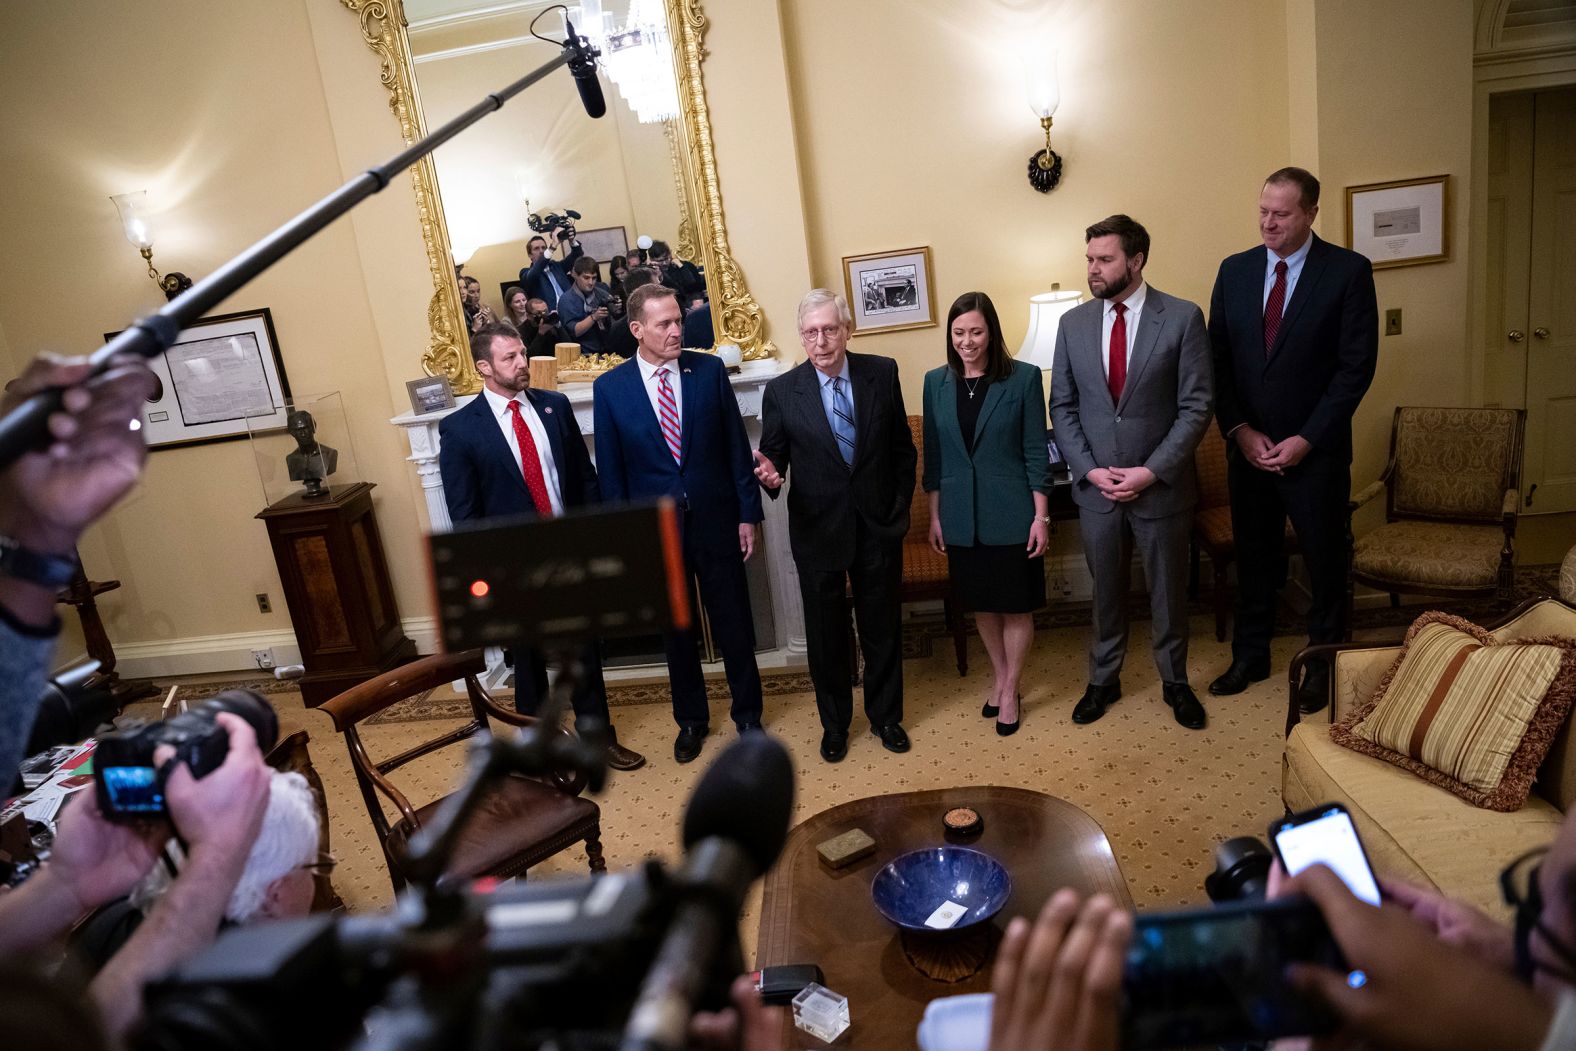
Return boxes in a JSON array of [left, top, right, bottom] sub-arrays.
[[842, 246, 937, 336], [576, 225, 630, 264], [106, 308, 291, 450], [1345, 175, 1449, 269], [406, 375, 457, 415]]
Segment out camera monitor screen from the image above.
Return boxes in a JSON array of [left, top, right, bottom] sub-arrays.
[[1122, 898, 1345, 1049], [99, 764, 164, 814]]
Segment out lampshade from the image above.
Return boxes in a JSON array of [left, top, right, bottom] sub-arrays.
[[1016, 288, 1083, 371], [1023, 50, 1060, 119], [110, 190, 154, 249]]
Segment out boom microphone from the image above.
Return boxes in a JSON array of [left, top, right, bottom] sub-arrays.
[[562, 18, 607, 119]]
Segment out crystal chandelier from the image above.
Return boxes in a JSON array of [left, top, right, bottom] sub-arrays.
[[576, 0, 679, 124]]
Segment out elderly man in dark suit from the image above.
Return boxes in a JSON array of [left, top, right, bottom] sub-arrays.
[[1206, 167, 1378, 714], [438, 321, 645, 770], [592, 284, 764, 763], [754, 289, 917, 762], [1050, 215, 1213, 729]]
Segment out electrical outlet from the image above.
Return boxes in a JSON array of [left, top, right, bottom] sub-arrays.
[[255, 592, 272, 613], [251, 648, 276, 670], [1385, 308, 1403, 336]]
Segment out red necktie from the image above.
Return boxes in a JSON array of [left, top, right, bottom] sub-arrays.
[[1107, 301, 1127, 404], [1264, 259, 1288, 356], [506, 400, 554, 516], [657, 368, 682, 463]]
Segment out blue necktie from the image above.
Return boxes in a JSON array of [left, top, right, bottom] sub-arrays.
[[829, 376, 855, 467]]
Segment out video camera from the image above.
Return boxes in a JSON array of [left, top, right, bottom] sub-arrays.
[[527, 207, 582, 243], [95, 690, 278, 821]]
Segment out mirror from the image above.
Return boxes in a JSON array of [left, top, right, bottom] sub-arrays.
[[341, 0, 776, 394]]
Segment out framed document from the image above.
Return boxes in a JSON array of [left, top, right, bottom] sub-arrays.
[[576, 225, 630, 264], [107, 308, 290, 450], [1345, 175, 1449, 269], [842, 246, 937, 336]]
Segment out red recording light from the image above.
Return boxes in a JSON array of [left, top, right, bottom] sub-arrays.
[[470, 580, 490, 598]]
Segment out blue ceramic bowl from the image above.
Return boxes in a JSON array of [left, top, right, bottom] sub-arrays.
[[870, 847, 1012, 932]]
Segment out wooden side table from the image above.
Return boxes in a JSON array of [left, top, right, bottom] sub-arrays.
[[256, 481, 415, 706]]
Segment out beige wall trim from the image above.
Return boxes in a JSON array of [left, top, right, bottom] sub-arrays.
[[103, 617, 439, 679]]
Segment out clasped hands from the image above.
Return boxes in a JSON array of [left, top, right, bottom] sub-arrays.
[[1085, 465, 1155, 503], [1234, 425, 1310, 474]]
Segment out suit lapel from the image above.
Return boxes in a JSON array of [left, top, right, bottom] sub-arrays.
[[476, 395, 528, 497], [677, 353, 698, 468], [621, 359, 671, 466], [1117, 292, 1165, 413], [1269, 235, 1327, 362], [1083, 301, 1118, 415], [796, 361, 845, 467], [936, 368, 968, 462], [849, 355, 877, 468], [970, 375, 1008, 453]]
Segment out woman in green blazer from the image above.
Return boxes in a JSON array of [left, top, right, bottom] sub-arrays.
[[923, 291, 1052, 735]]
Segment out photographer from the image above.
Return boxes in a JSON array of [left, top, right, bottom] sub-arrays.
[[520, 225, 583, 306], [558, 255, 612, 356], [520, 296, 568, 357], [0, 713, 270, 1040], [1, 352, 156, 785], [460, 275, 496, 335]]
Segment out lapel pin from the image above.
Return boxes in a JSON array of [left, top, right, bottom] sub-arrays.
[[543, 406, 554, 414], [683, 368, 692, 374]]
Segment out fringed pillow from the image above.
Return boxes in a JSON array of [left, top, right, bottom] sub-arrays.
[[1329, 612, 1576, 812]]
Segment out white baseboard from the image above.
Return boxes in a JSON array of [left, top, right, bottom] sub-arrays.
[[108, 616, 439, 680]]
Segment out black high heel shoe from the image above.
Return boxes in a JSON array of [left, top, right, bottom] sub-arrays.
[[981, 699, 999, 718], [996, 694, 1022, 736]]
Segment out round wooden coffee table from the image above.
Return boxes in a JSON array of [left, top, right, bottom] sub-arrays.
[[756, 786, 1131, 1047]]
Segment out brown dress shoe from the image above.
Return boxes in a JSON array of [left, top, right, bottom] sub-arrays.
[[606, 741, 647, 770]]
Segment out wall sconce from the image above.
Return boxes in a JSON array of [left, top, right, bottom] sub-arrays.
[[1016, 284, 1083, 371], [1023, 51, 1063, 193], [110, 191, 192, 300]]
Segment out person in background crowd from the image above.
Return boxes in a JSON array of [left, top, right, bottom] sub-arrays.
[[558, 255, 613, 356], [505, 284, 531, 329], [520, 230, 583, 306], [608, 265, 662, 360], [460, 274, 495, 334], [648, 239, 706, 305]]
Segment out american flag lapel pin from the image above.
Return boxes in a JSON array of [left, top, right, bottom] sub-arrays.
[[543, 406, 554, 414]]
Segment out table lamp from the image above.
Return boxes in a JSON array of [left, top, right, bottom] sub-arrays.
[[1016, 285, 1083, 373]]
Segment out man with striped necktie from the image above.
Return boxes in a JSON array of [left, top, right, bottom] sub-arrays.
[[593, 284, 765, 763]]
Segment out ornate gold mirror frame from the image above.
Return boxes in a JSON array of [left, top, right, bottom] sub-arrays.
[[340, 0, 775, 396]]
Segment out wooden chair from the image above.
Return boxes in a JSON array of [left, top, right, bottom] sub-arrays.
[[849, 416, 968, 680], [1189, 426, 1299, 641], [319, 649, 605, 894], [264, 730, 345, 913], [1349, 406, 1525, 614]]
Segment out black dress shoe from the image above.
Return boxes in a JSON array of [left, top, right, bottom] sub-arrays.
[[1298, 660, 1331, 715], [1163, 681, 1207, 730], [1071, 682, 1121, 724], [873, 724, 910, 753], [1208, 658, 1272, 696], [820, 731, 849, 762], [737, 720, 763, 734], [673, 726, 708, 764]]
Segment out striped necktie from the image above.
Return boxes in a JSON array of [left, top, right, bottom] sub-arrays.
[[829, 376, 855, 467], [657, 368, 682, 463]]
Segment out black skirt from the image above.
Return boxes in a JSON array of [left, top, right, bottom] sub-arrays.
[[946, 543, 1046, 614]]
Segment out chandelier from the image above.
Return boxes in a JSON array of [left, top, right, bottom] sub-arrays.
[[576, 0, 679, 124]]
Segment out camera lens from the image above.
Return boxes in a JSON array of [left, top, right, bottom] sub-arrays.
[[1204, 836, 1273, 903], [200, 689, 280, 754]]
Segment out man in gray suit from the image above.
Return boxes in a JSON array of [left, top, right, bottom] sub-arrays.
[[1049, 215, 1213, 729]]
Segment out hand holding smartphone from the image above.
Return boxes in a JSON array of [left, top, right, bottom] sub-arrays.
[[1270, 803, 1382, 906]]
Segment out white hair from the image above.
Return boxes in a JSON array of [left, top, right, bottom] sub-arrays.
[[131, 770, 320, 924], [796, 288, 852, 330]]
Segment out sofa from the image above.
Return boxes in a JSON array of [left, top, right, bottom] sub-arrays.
[[1281, 596, 1576, 919]]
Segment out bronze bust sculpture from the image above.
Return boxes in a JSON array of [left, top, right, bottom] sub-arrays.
[[285, 409, 338, 497]]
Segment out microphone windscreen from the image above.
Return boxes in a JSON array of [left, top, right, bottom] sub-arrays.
[[681, 733, 795, 875]]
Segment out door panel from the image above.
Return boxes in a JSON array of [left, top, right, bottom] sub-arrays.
[[1525, 88, 1576, 513]]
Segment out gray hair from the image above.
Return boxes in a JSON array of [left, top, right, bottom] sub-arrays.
[[796, 288, 851, 331]]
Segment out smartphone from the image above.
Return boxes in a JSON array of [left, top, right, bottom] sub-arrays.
[[1121, 897, 1346, 1049], [1270, 803, 1382, 906]]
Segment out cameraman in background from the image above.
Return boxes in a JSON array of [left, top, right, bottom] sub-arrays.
[[0, 712, 270, 1041], [520, 222, 583, 306], [1, 352, 157, 785]]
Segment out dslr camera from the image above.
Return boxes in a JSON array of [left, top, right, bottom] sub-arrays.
[[527, 207, 581, 243], [94, 690, 278, 821]]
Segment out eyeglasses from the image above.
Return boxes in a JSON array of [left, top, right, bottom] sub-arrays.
[[1501, 846, 1576, 984], [299, 853, 338, 876], [800, 326, 844, 343]]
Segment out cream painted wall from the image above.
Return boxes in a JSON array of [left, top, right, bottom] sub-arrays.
[[0, 0, 435, 661]]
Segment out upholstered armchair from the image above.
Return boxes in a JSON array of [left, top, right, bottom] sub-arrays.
[[1349, 406, 1526, 612]]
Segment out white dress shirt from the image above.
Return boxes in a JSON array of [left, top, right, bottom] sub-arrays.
[[481, 385, 564, 516], [1099, 280, 1148, 381], [635, 352, 683, 433], [1263, 234, 1312, 314]]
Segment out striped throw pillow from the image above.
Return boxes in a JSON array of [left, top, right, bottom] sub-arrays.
[[1330, 612, 1576, 812]]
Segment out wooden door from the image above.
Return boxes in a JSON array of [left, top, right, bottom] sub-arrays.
[[1525, 88, 1576, 513]]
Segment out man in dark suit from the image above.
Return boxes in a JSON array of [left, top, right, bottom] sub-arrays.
[[1206, 167, 1378, 713], [1050, 215, 1214, 729], [438, 321, 646, 770], [519, 233, 582, 306], [592, 285, 765, 763], [753, 289, 916, 762]]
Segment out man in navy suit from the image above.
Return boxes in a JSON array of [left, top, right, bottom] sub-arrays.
[[593, 285, 764, 763], [519, 233, 582, 307], [1206, 167, 1378, 714], [438, 321, 646, 770]]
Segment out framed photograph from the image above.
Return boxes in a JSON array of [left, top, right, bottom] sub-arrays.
[[406, 375, 457, 415], [106, 308, 290, 450], [1345, 175, 1449, 269], [842, 246, 936, 335], [576, 225, 630, 264]]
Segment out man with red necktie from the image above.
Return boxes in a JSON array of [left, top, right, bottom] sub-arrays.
[[1206, 167, 1378, 714], [438, 321, 646, 770], [1050, 215, 1214, 730]]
